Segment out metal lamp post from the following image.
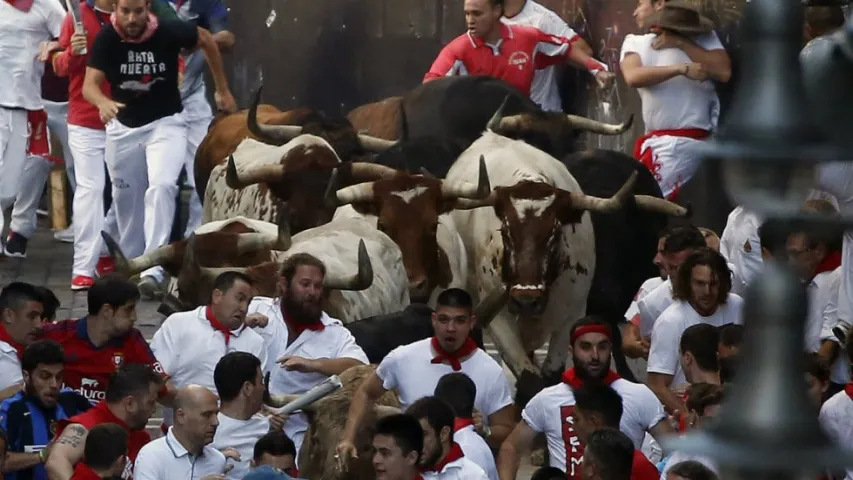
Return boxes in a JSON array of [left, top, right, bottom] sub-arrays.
[[661, 0, 853, 477]]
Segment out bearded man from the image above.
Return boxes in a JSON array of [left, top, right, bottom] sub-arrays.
[[246, 253, 369, 462], [496, 317, 672, 479]]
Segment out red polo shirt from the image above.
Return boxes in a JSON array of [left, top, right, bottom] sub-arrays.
[[424, 23, 578, 96]]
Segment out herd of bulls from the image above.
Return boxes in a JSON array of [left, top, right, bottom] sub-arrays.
[[101, 75, 689, 477]]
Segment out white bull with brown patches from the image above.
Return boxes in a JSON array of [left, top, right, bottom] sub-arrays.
[[447, 132, 640, 384], [326, 160, 493, 304]]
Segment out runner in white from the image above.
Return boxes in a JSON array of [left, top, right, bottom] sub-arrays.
[[620, 0, 730, 200], [81, 0, 236, 298]]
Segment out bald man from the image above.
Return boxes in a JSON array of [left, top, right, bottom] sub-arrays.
[[134, 385, 229, 480]]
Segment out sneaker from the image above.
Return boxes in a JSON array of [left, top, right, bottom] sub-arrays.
[[138, 275, 164, 300], [96, 256, 116, 276], [3, 232, 28, 258], [71, 275, 95, 291], [53, 226, 74, 243]]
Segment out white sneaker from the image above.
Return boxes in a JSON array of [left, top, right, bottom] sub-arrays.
[[53, 225, 74, 243]]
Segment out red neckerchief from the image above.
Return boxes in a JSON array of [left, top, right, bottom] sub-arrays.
[[3, 0, 34, 13], [0, 324, 26, 360], [816, 251, 842, 276], [430, 337, 478, 371], [844, 382, 853, 402], [561, 367, 621, 390], [420, 442, 464, 473], [281, 304, 325, 337], [678, 390, 690, 432], [110, 11, 159, 43], [205, 306, 232, 346], [453, 418, 475, 432]]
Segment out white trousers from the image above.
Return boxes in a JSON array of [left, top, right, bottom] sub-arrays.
[[637, 135, 707, 200], [8, 101, 76, 239], [105, 113, 187, 280], [69, 125, 120, 277], [0, 108, 29, 232], [816, 162, 853, 328], [182, 87, 212, 236]]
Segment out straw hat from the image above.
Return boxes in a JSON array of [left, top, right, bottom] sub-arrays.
[[645, 0, 715, 35]]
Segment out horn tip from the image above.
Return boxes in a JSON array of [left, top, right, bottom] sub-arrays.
[[624, 114, 634, 129], [323, 169, 341, 208], [226, 155, 241, 189], [357, 239, 374, 288]]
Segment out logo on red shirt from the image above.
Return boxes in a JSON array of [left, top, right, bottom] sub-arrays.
[[560, 405, 584, 479], [73, 378, 106, 402], [508, 51, 530, 71], [113, 352, 124, 368]]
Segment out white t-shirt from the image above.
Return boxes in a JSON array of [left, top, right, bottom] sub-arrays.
[[135, 427, 227, 480], [454, 425, 497, 480], [375, 338, 513, 416], [521, 380, 666, 477], [0, 0, 65, 110], [619, 32, 723, 132], [719, 206, 763, 295], [150, 306, 268, 392], [212, 413, 271, 480], [637, 279, 675, 339], [0, 340, 22, 391], [647, 295, 744, 387], [814, 268, 851, 384], [247, 297, 368, 455], [625, 277, 666, 323], [501, 0, 579, 112], [820, 390, 853, 480], [421, 454, 489, 480]]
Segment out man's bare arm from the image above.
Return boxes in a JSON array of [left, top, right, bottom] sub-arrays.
[[0, 382, 23, 401], [486, 405, 515, 449], [4, 451, 44, 473], [496, 421, 538, 480], [647, 373, 685, 414], [340, 373, 387, 444], [311, 358, 363, 377], [46, 424, 88, 480], [648, 417, 676, 456], [212, 31, 235, 51], [82, 67, 111, 109], [195, 27, 230, 97], [620, 53, 685, 88]]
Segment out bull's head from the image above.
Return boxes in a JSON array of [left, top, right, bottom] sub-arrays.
[[247, 85, 397, 154], [487, 95, 634, 158], [326, 157, 491, 302], [456, 172, 638, 316]]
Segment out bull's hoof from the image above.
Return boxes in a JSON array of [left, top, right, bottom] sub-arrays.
[[530, 448, 547, 467], [515, 370, 546, 409]]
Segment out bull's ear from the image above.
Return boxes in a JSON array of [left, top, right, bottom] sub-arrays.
[[556, 190, 585, 225]]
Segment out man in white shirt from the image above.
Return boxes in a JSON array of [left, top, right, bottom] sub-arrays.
[[134, 385, 227, 480], [337, 288, 514, 462], [500, 0, 593, 112], [151, 271, 267, 393], [372, 414, 427, 480], [623, 233, 668, 359], [247, 253, 368, 457], [637, 225, 707, 340], [0, 282, 47, 395], [620, 0, 731, 200], [212, 352, 285, 480], [407, 396, 489, 480], [647, 248, 744, 413], [497, 317, 671, 479], [719, 206, 763, 295], [0, 0, 65, 242], [433, 373, 497, 480]]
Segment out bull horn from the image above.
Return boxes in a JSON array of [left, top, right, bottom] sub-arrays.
[[350, 162, 399, 181], [324, 239, 373, 291], [573, 170, 638, 213], [487, 95, 512, 132], [235, 212, 293, 254], [474, 286, 509, 329], [226, 154, 288, 189], [375, 405, 402, 418], [441, 155, 491, 199], [265, 394, 301, 409], [565, 113, 634, 135], [247, 86, 303, 143], [101, 231, 178, 276], [333, 182, 375, 206], [358, 133, 397, 152], [634, 195, 690, 217]]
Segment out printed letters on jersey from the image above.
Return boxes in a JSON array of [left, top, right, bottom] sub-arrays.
[[560, 405, 583, 478]]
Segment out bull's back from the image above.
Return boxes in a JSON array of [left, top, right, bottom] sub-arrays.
[[277, 218, 411, 321], [346, 97, 402, 140]]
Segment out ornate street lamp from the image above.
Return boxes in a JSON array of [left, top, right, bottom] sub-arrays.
[[661, 0, 853, 477]]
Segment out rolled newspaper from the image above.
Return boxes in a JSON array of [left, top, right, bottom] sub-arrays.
[[270, 375, 343, 415]]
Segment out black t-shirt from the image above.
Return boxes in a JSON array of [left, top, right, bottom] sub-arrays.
[[88, 20, 198, 128]]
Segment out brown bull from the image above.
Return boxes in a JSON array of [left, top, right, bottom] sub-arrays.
[[345, 97, 403, 141]]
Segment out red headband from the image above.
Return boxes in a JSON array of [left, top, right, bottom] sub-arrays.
[[571, 325, 612, 344]]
